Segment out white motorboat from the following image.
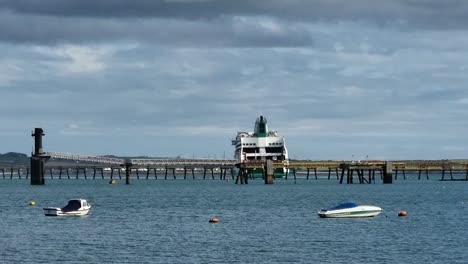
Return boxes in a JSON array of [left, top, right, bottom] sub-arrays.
[[43, 199, 91, 216], [317, 202, 382, 218]]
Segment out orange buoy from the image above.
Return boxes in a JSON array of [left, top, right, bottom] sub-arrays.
[[209, 217, 219, 223], [398, 210, 407, 217]]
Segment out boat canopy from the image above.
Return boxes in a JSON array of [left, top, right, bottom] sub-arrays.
[[327, 202, 358, 211], [62, 200, 82, 212]]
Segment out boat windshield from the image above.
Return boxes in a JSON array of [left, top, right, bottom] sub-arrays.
[[62, 200, 82, 212], [329, 202, 358, 210]]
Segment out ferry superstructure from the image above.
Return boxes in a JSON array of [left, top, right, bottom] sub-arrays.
[[232, 116, 289, 169]]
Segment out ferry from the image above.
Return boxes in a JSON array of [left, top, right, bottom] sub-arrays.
[[232, 116, 289, 177]]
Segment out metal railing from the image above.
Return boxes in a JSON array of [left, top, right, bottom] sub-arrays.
[[45, 151, 237, 166]]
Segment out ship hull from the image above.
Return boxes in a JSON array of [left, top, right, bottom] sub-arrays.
[[249, 168, 287, 178]]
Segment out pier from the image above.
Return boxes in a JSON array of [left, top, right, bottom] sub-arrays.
[[1, 127, 467, 184], [3, 159, 468, 183], [235, 160, 468, 183]]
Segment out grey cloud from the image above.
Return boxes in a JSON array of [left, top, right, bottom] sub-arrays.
[[1, 1, 468, 46], [0, 11, 314, 46], [1, 0, 468, 27], [2, 18, 468, 159]]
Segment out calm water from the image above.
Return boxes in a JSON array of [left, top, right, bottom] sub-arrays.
[[0, 176, 467, 264]]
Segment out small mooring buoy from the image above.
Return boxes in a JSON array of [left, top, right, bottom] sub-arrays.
[[398, 210, 407, 217], [29, 201, 36, 206], [109, 179, 117, 184], [209, 217, 219, 223]]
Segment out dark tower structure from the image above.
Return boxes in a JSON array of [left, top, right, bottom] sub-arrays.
[[30, 128, 50, 185]]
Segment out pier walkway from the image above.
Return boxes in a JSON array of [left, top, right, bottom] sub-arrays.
[[2, 157, 468, 182]]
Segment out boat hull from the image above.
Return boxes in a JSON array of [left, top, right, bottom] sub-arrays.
[[43, 199, 91, 216], [44, 207, 90, 216], [318, 205, 382, 218], [43, 207, 62, 216]]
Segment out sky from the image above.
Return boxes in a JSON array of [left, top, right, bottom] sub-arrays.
[[1, 0, 468, 160]]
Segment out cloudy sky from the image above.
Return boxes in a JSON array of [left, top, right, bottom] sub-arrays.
[[1, 0, 468, 160]]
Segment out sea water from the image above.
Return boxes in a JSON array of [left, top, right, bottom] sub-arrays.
[[0, 177, 467, 264]]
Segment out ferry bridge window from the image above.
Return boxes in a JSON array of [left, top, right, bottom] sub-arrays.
[[266, 147, 283, 153], [243, 148, 258, 153]]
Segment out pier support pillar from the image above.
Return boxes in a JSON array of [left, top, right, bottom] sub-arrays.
[[30, 158, 46, 184], [30, 128, 50, 185], [265, 160, 274, 184], [235, 168, 249, 184], [124, 159, 132, 185], [383, 161, 393, 184]]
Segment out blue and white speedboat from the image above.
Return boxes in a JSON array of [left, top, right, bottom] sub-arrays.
[[317, 202, 382, 218]]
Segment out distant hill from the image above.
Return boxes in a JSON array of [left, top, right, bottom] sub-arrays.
[[0, 152, 29, 166]]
